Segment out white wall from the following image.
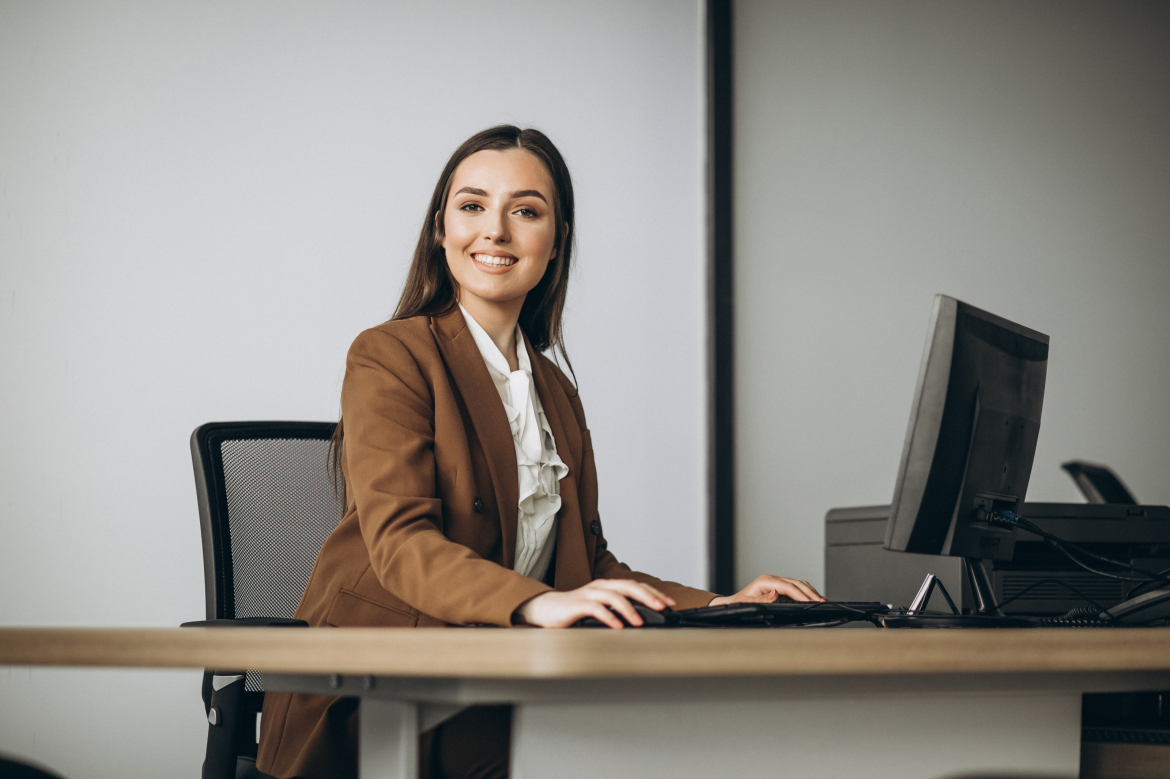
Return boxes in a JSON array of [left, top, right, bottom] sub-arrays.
[[734, 1, 1170, 589], [0, 2, 707, 776]]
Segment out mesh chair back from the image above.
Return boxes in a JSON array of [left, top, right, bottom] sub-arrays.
[[191, 421, 343, 689]]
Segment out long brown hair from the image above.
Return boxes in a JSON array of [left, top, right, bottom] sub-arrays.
[[330, 125, 577, 489]]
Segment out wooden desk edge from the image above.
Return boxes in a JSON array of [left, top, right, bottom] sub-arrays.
[[4, 626, 1170, 680]]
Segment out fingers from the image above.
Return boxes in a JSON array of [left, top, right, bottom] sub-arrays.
[[757, 575, 824, 602], [594, 590, 643, 627], [583, 583, 647, 627], [725, 575, 825, 604], [521, 590, 631, 629], [585, 598, 628, 630], [648, 585, 676, 607], [588, 579, 676, 610], [518, 580, 685, 629], [791, 579, 824, 601], [549, 585, 647, 629], [579, 579, 681, 629]]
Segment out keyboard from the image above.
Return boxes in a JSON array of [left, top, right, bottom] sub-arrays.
[[674, 601, 891, 627], [574, 600, 892, 628], [1029, 615, 1114, 627]]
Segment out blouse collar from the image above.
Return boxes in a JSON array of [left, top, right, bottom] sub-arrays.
[[458, 302, 531, 377]]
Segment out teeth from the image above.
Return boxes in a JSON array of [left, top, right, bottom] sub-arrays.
[[473, 254, 517, 267]]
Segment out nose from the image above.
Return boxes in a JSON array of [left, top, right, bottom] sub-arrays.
[[484, 208, 509, 243]]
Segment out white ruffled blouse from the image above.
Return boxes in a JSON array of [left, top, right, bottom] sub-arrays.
[[459, 305, 569, 582]]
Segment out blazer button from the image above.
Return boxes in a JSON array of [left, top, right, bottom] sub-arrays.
[[590, 519, 602, 536], [474, 498, 484, 514]]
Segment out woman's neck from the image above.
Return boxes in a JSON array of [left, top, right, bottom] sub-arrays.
[[459, 295, 522, 372]]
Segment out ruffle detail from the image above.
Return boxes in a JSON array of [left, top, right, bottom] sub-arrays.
[[458, 304, 569, 580], [504, 369, 569, 578]]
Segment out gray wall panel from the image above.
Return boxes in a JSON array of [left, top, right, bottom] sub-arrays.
[[734, 0, 1170, 589]]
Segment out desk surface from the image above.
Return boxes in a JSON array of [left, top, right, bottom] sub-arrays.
[[4, 626, 1170, 680]]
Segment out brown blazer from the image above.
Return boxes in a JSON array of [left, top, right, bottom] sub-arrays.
[[256, 309, 714, 779]]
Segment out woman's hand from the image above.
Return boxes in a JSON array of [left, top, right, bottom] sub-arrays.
[[514, 579, 677, 629], [708, 574, 824, 607]]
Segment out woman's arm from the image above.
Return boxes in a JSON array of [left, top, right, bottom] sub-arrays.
[[344, 326, 553, 626]]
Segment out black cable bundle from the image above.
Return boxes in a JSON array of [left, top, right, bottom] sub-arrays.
[[988, 510, 1170, 587]]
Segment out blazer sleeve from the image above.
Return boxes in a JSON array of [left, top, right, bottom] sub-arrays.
[[557, 371, 717, 611], [342, 327, 551, 627]]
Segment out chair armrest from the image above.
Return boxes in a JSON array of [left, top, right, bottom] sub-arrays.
[[180, 618, 308, 628], [182, 614, 311, 768]]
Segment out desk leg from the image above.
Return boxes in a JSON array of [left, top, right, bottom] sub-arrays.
[[360, 699, 418, 779]]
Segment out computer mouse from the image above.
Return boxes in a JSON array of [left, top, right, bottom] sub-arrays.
[[630, 602, 677, 626], [1101, 588, 1170, 625], [573, 602, 679, 628]]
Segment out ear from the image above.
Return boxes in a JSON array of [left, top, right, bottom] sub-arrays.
[[434, 210, 444, 240]]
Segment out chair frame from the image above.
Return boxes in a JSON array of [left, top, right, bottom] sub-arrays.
[[190, 420, 337, 620], [185, 420, 337, 779]]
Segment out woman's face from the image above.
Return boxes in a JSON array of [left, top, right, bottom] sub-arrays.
[[441, 148, 558, 318]]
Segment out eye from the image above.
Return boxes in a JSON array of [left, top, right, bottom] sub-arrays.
[[514, 206, 538, 218], [459, 202, 484, 212]]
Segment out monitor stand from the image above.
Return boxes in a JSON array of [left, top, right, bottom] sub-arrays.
[[962, 557, 1002, 616], [882, 559, 1036, 628]]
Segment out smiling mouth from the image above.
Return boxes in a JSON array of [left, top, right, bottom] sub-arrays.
[[472, 253, 517, 268]]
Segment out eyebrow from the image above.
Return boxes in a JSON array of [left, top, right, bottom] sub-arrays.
[[454, 186, 548, 204]]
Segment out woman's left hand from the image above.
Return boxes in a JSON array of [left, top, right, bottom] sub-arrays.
[[708, 574, 824, 607]]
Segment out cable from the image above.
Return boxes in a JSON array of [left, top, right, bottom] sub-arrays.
[[990, 511, 1170, 585], [787, 620, 855, 629], [1041, 540, 1159, 583], [1127, 568, 1170, 600], [1048, 541, 1165, 581], [1040, 533, 1162, 580], [789, 601, 883, 616], [992, 577, 1110, 613]]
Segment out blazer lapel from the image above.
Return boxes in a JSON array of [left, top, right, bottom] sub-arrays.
[[526, 339, 592, 591], [431, 309, 519, 569]]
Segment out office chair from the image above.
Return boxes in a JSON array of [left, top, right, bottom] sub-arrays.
[[183, 421, 343, 779]]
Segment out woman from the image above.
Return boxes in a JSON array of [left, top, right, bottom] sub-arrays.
[[256, 125, 822, 779]]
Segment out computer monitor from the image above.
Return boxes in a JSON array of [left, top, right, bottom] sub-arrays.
[[884, 295, 1048, 616]]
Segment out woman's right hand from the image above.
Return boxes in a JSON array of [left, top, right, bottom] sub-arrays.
[[513, 579, 676, 629]]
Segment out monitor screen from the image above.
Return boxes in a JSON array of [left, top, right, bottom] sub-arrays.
[[884, 295, 1049, 561]]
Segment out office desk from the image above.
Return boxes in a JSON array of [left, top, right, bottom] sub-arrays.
[[5, 627, 1170, 779]]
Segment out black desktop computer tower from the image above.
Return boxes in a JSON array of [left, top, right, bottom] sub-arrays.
[[825, 503, 1170, 614]]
